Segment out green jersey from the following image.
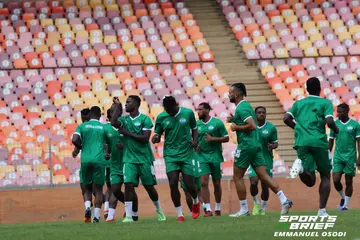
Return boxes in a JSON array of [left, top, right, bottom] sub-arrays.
[[233, 100, 260, 149], [75, 119, 108, 164], [197, 117, 228, 163], [287, 95, 333, 149], [118, 114, 155, 164], [104, 122, 124, 173], [329, 119, 360, 161], [154, 107, 197, 162], [257, 121, 278, 161]]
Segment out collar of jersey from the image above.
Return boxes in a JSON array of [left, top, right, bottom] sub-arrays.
[[202, 116, 213, 125], [257, 121, 267, 129], [174, 107, 181, 117], [236, 99, 245, 107], [89, 119, 100, 122], [308, 95, 321, 98], [130, 113, 141, 120], [340, 119, 351, 125]]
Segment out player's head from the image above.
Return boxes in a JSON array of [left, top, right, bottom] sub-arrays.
[[90, 106, 101, 120], [80, 108, 90, 123], [125, 95, 141, 113], [306, 77, 321, 96], [337, 103, 349, 120], [255, 106, 266, 122], [163, 95, 179, 117], [197, 102, 211, 120], [229, 83, 247, 103]]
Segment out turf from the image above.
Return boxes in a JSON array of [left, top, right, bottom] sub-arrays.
[[0, 210, 358, 240]]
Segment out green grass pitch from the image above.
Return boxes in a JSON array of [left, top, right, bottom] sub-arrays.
[[0, 210, 358, 240]]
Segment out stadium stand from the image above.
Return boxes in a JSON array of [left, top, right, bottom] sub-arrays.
[[0, 0, 291, 188]]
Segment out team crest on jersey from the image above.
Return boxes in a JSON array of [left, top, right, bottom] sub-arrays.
[[347, 126, 353, 131], [108, 133, 113, 137], [208, 126, 214, 130], [164, 121, 170, 126], [134, 122, 141, 127], [179, 118, 187, 124], [262, 130, 269, 135]]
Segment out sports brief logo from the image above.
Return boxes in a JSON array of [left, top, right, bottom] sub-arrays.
[[274, 215, 347, 238]]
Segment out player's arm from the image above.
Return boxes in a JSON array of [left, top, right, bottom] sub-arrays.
[[230, 117, 256, 132], [356, 138, 360, 169], [268, 126, 278, 150], [152, 116, 163, 144], [206, 121, 229, 143], [111, 102, 123, 129], [72, 125, 82, 150], [328, 128, 335, 152], [189, 111, 199, 148], [72, 146, 81, 158], [120, 128, 151, 143], [283, 102, 297, 129], [324, 101, 339, 134]]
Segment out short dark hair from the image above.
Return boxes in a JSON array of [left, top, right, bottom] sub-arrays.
[[337, 103, 349, 112], [90, 106, 101, 118], [255, 106, 266, 113], [231, 83, 247, 97], [306, 77, 321, 95], [80, 108, 90, 122], [163, 95, 177, 109], [128, 95, 141, 107], [199, 102, 211, 110]]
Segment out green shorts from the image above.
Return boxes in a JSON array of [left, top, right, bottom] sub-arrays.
[[180, 177, 202, 192], [296, 146, 332, 173], [81, 162, 106, 185], [234, 146, 265, 169], [248, 164, 273, 178], [123, 163, 157, 186], [165, 160, 196, 176], [110, 172, 124, 185], [105, 167, 111, 183], [332, 156, 356, 177], [199, 162, 222, 179]]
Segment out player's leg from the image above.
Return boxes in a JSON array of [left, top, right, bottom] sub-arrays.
[[200, 174, 212, 216], [248, 166, 260, 216], [92, 163, 105, 222], [260, 180, 269, 215], [253, 148, 292, 215], [141, 163, 166, 221], [123, 163, 139, 223], [104, 167, 111, 219], [332, 171, 344, 210], [81, 163, 93, 223], [182, 160, 200, 219], [342, 162, 356, 210], [166, 168, 183, 221], [180, 178, 193, 212], [107, 172, 124, 222], [231, 165, 249, 217], [211, 163, 222, 216]]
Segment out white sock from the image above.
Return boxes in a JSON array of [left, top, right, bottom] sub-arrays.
[[104, 201, 109, 211], [319, 208, 326, 214], [91, 207, 94, 219], [202, 203, 206, 209], [125, 201, 133, 218], [205, 203, 212, 212], [193, 197, 199, 204], [276, 190, 287, 205], [261, 200, 268, 210], [240, 200, 248, 213], [107, 208, 115, 220], [253, 194, 260, 204], [94, 208, 101, 219], [175, 206, 183, 217], [215, 203, 221, 211], [338, 190, 345, 199], [344, 196, 351, 208], [132, 211, 138, 217], [85, 200, 91, 209], [153, 200, 161, 211]]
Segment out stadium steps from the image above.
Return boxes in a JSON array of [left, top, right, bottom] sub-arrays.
[[185, 0, 296, 163]]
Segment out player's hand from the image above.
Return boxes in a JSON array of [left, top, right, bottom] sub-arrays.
[[72, 150, 78, 158], [195, 146, 200, 153], [152, 134, 161, 144], [116, 143, 124, 149], [113, 97, 120, 105], [205, 134, 213, 142], [356, 155, 360, 170], [190, 140, 198, 149], [334, 126, 339, 134], [268, 143, 274, 150], [230, 123, 238, 131], [105, 153, 111, 160], [227, 113, 233, 123]]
